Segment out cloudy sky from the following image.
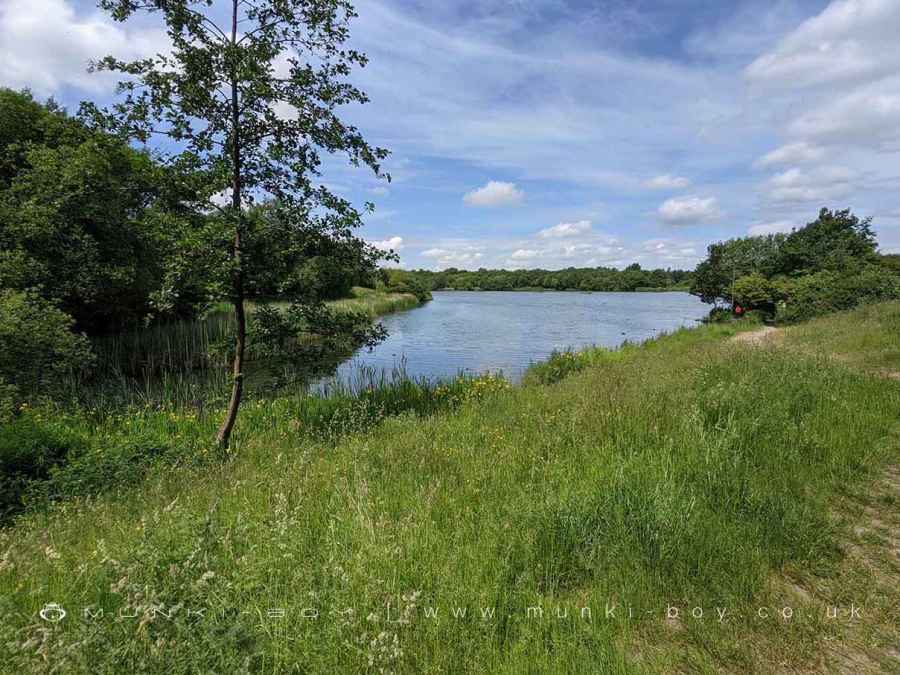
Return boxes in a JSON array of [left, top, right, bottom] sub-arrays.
[[2, 0, 900, 269]]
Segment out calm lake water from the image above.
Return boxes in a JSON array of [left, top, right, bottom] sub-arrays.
[[328, 291, 708, 386]]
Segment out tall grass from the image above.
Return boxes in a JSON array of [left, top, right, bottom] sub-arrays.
[[71, 287, 423, 411], [0, 305, 897, 672], [327, 285, 421, 319]]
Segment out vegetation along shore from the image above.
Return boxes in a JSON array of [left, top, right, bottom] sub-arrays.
[[1, 301, 898, 672], [2, 0, 900, 672]]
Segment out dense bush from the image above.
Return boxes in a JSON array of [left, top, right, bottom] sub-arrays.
[[522, 350, 587, 385], [0, 413, 86, 519], [0, 289, 94, 402], [380, 269, 433, 302], [32, 431, 177, 504], [777, 267, 900, 323], [730, 272, 776, 312]]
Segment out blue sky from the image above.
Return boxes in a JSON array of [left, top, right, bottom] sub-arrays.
[[2, 0, 899, 269]]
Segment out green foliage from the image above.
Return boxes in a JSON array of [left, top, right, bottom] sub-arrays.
[[691, 207, 899, 323], [0, 88, 202, 333], [381, 268, 433, 301], [0, 413, 86, 519], [880, 253, 900, 274], [34, 432, 178, 505], [690, 234, 785, 304], [776, 207, 877, 275], [522, 346, 633, 385], [522, 350, 588, 385], [730, 272, 776, 311], [399, 264, 691, 293], [0, 289, 94, 400], [776, 266, 900, 323]]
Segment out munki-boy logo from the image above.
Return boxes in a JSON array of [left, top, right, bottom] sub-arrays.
[[39, 603, 66, 622]]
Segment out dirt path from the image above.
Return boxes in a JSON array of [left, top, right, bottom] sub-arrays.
[[730, 325, 782, 345]]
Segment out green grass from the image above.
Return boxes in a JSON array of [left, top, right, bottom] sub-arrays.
[[0, 304, 898, 672], [325, 286, 421, 319], [781, 299, 900, 374]]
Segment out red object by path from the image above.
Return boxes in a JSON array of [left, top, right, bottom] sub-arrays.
[[734, 304, 744, 315]]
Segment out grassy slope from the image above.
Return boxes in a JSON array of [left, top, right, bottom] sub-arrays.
[[326, 286, 421, 319], [2, 303, 899, 673]]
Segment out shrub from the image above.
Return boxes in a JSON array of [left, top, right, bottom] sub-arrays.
[[0, 378, 18, 423], [0, 289, 94, 401], [730, 273, 775, 313], [34, 432, 177, 502], [777, 267, 900, 323], [705, 306, 734, 323], [0, 413, 86, 519], [523, 350, 586, 385]]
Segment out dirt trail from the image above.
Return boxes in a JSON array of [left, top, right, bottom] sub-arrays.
[[730, 325, 782, 345]]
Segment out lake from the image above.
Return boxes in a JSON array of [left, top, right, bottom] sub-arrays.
[[327, 291, 709, 386]]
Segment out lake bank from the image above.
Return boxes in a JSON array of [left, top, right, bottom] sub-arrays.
[[2, 301, 898, 672]]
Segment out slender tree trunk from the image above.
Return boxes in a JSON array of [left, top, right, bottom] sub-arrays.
[[216, 0, 244, 449]]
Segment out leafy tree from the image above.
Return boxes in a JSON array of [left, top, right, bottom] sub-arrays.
[[691, 207, 898, 322], [0, 88, 205, 333], [730, 273, 775, 312], [775, 208, 877, 276], [88, 0, 389, 448], [690, 234, 785, 304]]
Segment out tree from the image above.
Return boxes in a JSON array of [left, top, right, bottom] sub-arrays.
[[88, 0, 389, 448], [0, 88, 204, 334], [775, 208, 878, 276], [730, 273, 775, 312], [690, 234, 785, 304]]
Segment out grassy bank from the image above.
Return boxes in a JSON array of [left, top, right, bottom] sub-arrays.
[[325, 286, 421, 319], [1, 303, 898, 672]]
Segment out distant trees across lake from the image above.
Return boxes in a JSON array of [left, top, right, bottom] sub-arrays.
[[387, 265, 693, 293]]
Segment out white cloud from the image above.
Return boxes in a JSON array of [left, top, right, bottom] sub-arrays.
[[368, 186, 390, 196], [788, 80, 900, 150], [748, 221, 795, 236], [658, 196, 720, 225], [644, 174, 691, 189], [638, 239, 702, 266], [755, 142, 826, 167], [767, 166, 856, 204], [371, 236, 404, 252], [421, 245, 485, 267], [745, 0, 900, 90], [744, 0, 900, 241], [510, 249, 538, 260], [0, 0, 168, 95], [462, 181, 524, 207], [537, 219, 592, 238]]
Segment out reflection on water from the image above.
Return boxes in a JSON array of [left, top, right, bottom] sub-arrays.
[[324, 291, 709, 386]]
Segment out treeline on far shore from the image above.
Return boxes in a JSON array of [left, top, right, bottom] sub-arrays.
[[380, 264, 693, 294]]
